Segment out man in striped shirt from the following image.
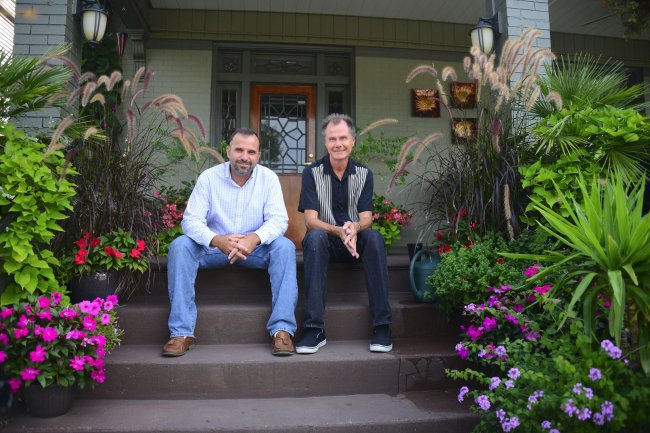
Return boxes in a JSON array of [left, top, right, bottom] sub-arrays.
[[162, 128, 298, 357], [296, 114, 393, 354]]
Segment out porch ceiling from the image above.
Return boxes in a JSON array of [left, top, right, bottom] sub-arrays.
[[145, 0, 649, 41]]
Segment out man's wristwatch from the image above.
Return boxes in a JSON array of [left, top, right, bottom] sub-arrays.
[[356, 222, 362, 232]]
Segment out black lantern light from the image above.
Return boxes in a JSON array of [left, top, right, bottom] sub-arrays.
[[469, 14, 500, 55], [80, 1, 109, 45]]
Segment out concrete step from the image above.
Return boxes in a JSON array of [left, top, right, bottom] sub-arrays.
[[118, 292, 459, 345], [77, 339, 462, 400], [136, 253, 412, 297], [3, 390, 478, 433]]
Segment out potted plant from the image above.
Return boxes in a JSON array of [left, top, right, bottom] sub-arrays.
[[371, 194, 413, 251], [63, 230, 148, 302], [0, 292, 122, 417]]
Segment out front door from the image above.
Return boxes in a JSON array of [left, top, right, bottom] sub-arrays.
[[250, 85, 317, 248]]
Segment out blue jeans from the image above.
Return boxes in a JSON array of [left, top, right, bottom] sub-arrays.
[[301, 229, 392, 330], [167, 235, 298, 338]]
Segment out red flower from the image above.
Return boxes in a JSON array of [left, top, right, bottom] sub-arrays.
[[136, 239, 146, 251], [130, 248, 141, 259], [459, 208, 468, 218], [105, 246, 123, 259], [438, 243, 452, 255], [435, 230, 445, 241], [76, 238, 88, 249], [90, 237, 101, 248], [471, 222, 477, 230], [463, 241, 474, 249], [74, 249, 88, 265], [497, 257, 505, 264]]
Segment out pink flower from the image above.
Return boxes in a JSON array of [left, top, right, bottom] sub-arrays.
[[103, 300, 115, 311], [41, 327, 58, 342], [29, 345, 47, 363], [50, 292, 62, 306], [534, 284, 552, 295], [455, 343, 468, 360], [106, 295, 119, 306], [91, 368, 106, 383], [604, 298, 611, 308], [0, 333, 7, 345], [523, 264, 540, 278], [0, 350, 6, 363], [70, 356, 86, 371], [37, 297, 51, 309], [100, 313, 111, 325], [512, 304, 524, 313], [60, 307, 78, 320], [92, 334, 107, 348], [66, 329, 86, 340], [82, 315, 97, 331], [20, 367, 40, 381], [36, 310, 52, 321], [0, 307, 13, 318], [483, 316, 497, 331], [13, 328, 29, 339], [8, 378, 22, 393], [466, 325, 484, 341]]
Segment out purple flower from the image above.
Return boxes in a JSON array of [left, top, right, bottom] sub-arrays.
[[592, 412, 605, 426], [495, 409, 506, 422], [601, 401, 614, 421], [478, 349, 487, 358], [464, 303, 477, 312], [476, 394, 491, 411], [541, 420, 551, 430], [563, 398, 578, 417], [504, 380, 514, 389], [501, 416, 520, 432], [584, 387, 593, 400], [549, 430, 560, 433], [588, 368, 601, 381], [578, 407, 592, 421], [495, 345, 507, 358], [601, 340, 622, 359], [504, 314, 519, 325], [507, 368, 520, 380], [455, 343, 468, 360], [572, 383, 583, 395], [489, 377, 501, 390], [458, 386, 469, 402]]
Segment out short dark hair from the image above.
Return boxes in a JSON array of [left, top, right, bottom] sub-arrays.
[[229, 127, 260, 144], [321, 113, 356, 138]]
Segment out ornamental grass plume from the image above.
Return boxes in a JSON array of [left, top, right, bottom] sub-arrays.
[[396, 28, 556, 242], [0, 293, 122, 392]]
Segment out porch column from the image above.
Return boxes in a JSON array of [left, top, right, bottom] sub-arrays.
[[13, 0, 83, 129]]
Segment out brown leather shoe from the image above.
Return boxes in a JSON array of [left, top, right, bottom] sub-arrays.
[[162, 336, 195, 357], [272, 331, 295, 356]]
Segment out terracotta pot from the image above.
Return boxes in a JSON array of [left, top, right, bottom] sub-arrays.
[[22, 384, 75, 418]]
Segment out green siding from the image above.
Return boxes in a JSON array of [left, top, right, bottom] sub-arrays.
[[145, 10, 473, 52]]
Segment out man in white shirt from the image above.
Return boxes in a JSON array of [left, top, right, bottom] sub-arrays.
[[162, 128, 298, 357]]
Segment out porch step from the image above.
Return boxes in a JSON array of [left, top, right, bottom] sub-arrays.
[[118, 292, 459, 344], [77, 339, 461, 400], [139, 253, 412, 296], [3, 390, 478, 433]]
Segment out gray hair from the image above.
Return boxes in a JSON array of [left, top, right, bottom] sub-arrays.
[[321, 113, 356, 138]]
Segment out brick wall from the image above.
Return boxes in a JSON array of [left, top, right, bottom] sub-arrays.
[[13, 0, 82, 129]]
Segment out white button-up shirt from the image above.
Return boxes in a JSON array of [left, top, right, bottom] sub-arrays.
[[181, 162, 288, 247]]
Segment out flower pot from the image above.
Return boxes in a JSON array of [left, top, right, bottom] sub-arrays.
[[407, 243, 423, 261], [69, 271, 120, 303], [408, 248, 440, 303], [22, 384, 75, 417]]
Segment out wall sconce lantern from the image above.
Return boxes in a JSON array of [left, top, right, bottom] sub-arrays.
[[80, 1, 110, 45], [470, 14, 499, 55]]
